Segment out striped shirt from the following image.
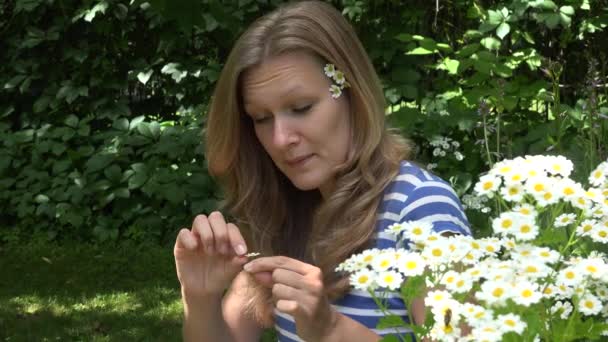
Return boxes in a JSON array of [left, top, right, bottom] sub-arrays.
[[274, 161, 471, 341]]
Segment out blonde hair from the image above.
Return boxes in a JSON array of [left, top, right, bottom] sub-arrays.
[[205, 0, 411, 326]]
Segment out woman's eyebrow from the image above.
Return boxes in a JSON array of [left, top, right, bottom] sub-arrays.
[[243, 85, 308, 112]]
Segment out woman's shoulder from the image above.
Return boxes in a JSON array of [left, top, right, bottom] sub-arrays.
[[384, 160, 452, 197]]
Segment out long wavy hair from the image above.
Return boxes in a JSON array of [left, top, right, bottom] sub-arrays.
[[205, 0, 412, 326]]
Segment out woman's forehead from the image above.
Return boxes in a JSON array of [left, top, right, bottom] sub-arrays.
[[241, 53, 327, 107]]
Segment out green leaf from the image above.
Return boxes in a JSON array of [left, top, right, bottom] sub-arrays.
[[137, 70, 154, 85], [84, 2, 109, 22], [560, 6, 575, 16], [4, 75, 26, 90], [113, 188, 130, 198], [406, 47, 436, 55], [560, 13, 572, 27], [104, 165, 122, 183], [35, 194, 50, 203], [480, 37, 501, 50], [85, 154, 114, 173], [128, 172, 148, 189], [496, 22, 510, 40], [65, 115, 79, 128], [113, 118, 129, 131], [203, 14, 218, 32], [487, 10, 503, 25], [130, 116, 145, 130], [33, 96, 51, 113]]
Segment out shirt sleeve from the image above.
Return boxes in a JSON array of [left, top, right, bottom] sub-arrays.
[[398, 179, 471, 236]]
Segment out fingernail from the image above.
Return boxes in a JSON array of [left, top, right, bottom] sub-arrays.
[[243, 263, 252, 272], [235, 244, 246, 256]]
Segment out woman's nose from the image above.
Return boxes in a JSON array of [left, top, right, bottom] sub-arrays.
[[272, 116, 299, 148]]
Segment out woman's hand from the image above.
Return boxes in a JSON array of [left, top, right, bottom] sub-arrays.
[[244, 256, 339, 342], [174, 211, 249, 299]]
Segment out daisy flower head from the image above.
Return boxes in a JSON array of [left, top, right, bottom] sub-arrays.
[[329, 84, 342, 99], [589, 161, 608, 187], [512, 281, 542, 306], [576, 219, 598, 237], [534, 246, 560, 264], [579, 294, 603, 316], [518, 260, 552, 280], [512, 216, 539, 241], [500, 183, 525, 202], [551, 301, 573, 320], [323, 63, 336, 77], [491, 159, 517, 177], [476, 280, 512, 307], [578, 258, 608, 280], [421, 238, 452, 266], [537, 188, 560, 206], [471, 322, 504, 342], [545, 155, 574, 177], [375, 270, 403, 291], [385, 222, 405, 236], [358, 248, 381, 267], [333, 70, 346, 84], [371, 251, 396, 272], [492, 212, 521, 236], [497, 313, 526, 335], [350, 269, 377, 291], [400, 220, 433, 243], [475, 174, 502, 198], [512, 203, 538, 218], [525, 175, 554, 200], [396, 251, 426, 277], [558, 179, 583, 199], [425, 289, 453, 308], [591, 224, 608, 244], [557, 266, 584, 287], [555, 213, 577, 227]]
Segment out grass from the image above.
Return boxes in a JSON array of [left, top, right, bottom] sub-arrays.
[[0, 240, 277, 341], [0, 241, 184, 341]]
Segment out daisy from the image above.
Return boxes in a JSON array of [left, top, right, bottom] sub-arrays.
[[501, 183, 525, 202], [376, 270, 403, 290], [329, 84, 342, 98], [590, 225, 608, 244], [551, 301, 573, 319], [545, 155, 574, 177], [323, 63, 336, 77], [350, 269, 377, 290], [396, 251, 426, 276], [476, 280, 511, 307], [475, 174, 502, 198], [558, 179, 583, 199], [576, 219, 597, 237], [400, 220, 433, 243], [512, 281, 542, 306], [333, 70, 346, 84], [589, 162, 607, 187], [512, 216, 539, 241], [525, 176, 553, 199], [371, 251, 396, 272], [579, 294, 602, 316], [496, 313, 526, 334], [492, 212, 520, 236], [534, 246, 560, 264], [557, 267, 583, 287], [425, 290, 453, 308], [555, 213, 577, 227], [512, 203, 537, 218]]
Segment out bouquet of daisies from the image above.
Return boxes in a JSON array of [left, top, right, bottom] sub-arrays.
[[336, 155, 608, 341]]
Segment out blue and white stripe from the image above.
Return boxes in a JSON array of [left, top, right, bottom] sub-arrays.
[[274, 161, 471, 341]]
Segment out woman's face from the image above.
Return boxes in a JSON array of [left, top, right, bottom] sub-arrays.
[[242, 51, 352, 198]]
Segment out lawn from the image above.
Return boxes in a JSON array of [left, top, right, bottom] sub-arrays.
[[0, 241, 277, 341]]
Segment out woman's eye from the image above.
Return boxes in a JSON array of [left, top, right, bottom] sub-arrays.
[[292, 104, 312, 114]]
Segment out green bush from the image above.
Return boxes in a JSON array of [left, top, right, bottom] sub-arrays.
[[1, 0, 607, 243]]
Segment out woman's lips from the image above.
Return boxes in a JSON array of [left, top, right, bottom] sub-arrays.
[[286, 154, 313, 167]]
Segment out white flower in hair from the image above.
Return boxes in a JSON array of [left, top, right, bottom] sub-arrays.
[[333, 70, 346, 84], [324, 63, 336, 77], [330, 84, 342, 98]]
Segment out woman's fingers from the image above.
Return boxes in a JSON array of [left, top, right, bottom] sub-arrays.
[[175, 228, 197, 251], [208, 211, 230, 255], [192, 214, 216, 255], [226, 223, 247, 256]]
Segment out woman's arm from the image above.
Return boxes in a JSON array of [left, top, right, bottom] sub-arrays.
[[183, 272, 263, 342]]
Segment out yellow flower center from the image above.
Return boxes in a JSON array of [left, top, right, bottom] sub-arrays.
[[483, 182, 493, 190], [520, 225, 531, 233], [502, 220, 512, 228], [599, 231, 607, 238], [432, 249, 442, 257], [566, 271, 575, 279], [358, 275, 369, 284], [509, 188, 519, 195], [534, 183, 544, 192], [505, 319, 516, 327], [564, 187, 574, 195], [492, 288, 504, 297], [586, 266, 597, 273], [413, 227, 422, 235], [406, 261, 417, 270], [525, 266, 538, 273], [585, 301, 594, 309], [522, 289, 533, 298]]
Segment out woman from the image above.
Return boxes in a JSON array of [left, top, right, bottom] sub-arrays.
[[174, 1, 470, 341]]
